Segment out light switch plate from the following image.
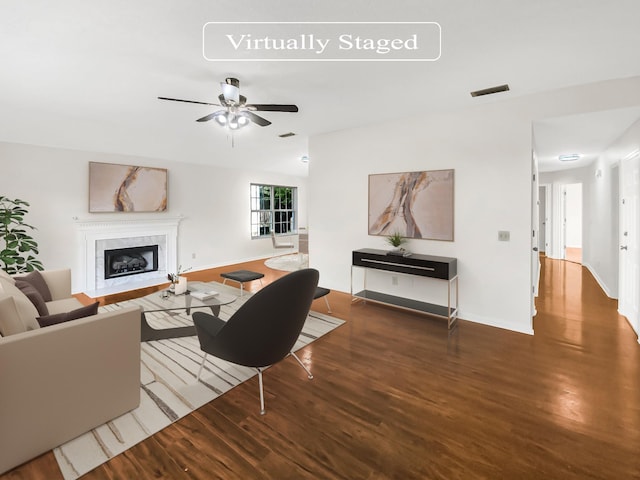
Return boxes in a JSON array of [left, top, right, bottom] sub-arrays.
[[498, 230, 510, 241]]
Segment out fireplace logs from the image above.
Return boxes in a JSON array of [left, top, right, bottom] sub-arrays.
[[104, 245, 159, 279]]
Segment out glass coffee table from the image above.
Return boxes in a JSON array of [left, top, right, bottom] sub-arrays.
[[139, 281, 237, 341]]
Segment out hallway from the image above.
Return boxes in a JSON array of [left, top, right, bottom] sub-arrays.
[[532, 255, 640, 467]]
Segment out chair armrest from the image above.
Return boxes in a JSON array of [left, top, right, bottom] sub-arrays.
[[39, 269, 72, 300]]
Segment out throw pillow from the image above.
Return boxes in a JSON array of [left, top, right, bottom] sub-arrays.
[[37, 301, 100, 328], [0, 295, 26, 336], [14, 270, 52, 302], [14, 279, 49, 317], [0, 276, 40, 331]]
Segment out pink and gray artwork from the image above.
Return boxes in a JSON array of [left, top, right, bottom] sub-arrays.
[[368, 169, 454, 241], [89, 162, 168, 212]]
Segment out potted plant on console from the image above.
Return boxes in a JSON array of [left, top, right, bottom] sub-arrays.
[[0, 196, 43, 274], [386, 231, 410, 256]]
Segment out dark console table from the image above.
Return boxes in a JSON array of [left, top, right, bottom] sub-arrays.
[[351, 248, 458, 328]]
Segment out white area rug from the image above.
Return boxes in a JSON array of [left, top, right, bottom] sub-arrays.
[[264, 253, 309, 272], [53, 282, 344, 479]]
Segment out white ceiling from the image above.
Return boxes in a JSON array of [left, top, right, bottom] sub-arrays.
[[1, 0, 640, 176], [534, 107, 640, 172]]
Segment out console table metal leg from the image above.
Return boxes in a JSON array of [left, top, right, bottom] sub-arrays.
[[447, 276, 459, 329]]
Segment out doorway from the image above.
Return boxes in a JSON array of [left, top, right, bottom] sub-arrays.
[[562, 183, 583, 264]]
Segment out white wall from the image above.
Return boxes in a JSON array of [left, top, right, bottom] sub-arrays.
[[310, 104, 533, 334], [0, 141, 307, 293], [597, 117, 640, 296], [308, 76, 640, 334]]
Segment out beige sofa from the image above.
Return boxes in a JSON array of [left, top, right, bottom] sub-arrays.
[[0, 269, 141, 475]]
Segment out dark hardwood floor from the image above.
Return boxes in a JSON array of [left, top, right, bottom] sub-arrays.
[[4, 256, 640, 479]]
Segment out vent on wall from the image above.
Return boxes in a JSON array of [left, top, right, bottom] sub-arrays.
[[470, 84, 510, 97]]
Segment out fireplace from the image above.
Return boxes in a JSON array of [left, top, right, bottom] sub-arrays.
[[104, 245, 159, 280], [75, 216, 182, 295]]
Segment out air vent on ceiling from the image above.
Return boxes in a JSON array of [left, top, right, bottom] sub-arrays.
[[470, 84, 510, 97], [279, 132, 296, 138]]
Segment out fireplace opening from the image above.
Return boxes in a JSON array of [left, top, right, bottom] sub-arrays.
[[104, 245, 159, 280]]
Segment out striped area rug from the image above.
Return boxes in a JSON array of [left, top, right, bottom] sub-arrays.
[[53, 283, 344, 480]]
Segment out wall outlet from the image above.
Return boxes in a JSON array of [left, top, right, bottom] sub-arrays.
[[191, 252, 196, 259], [391, 275, 399, 286], [498, 231, 510, 242]]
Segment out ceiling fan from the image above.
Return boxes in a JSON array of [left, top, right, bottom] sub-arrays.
[[158, 77, 298, 130]]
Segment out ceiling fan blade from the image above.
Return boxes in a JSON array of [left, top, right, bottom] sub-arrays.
[[158, 96, 220, 107], [245, 111, 272, 126], [246, 104, 299, 112], [196, 110, 225, 122]]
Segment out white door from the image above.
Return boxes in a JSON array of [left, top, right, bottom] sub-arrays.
[[538, 185, 550, 254], [531, 152, 540, 318], [619, 151, 640, 336]]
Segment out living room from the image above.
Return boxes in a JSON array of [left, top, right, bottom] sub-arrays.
[[2, 1, 640, 478]]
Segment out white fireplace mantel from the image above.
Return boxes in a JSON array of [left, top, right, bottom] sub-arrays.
[[75, 216, 183, 296]]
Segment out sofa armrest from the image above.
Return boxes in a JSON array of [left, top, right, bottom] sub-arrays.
[[39, 268, 72, 300], [0, 305, 142, 475]]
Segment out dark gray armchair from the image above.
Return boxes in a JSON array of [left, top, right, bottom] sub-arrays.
[[193, 268, 319, 414]]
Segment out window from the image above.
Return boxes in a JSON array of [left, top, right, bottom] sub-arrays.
[[250, 184, 297, 238]]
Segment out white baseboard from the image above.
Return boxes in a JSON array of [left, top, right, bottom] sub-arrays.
[[458, 311, 534, 336], [582, 262, 616, 298]]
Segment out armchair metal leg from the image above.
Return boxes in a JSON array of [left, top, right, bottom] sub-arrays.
[[257, 368, 266, 415], [290, 351, 314, 379], [197, 353, 207, 381], [324, 297, 332, 313]]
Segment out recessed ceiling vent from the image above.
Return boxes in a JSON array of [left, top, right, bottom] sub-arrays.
[[470, 84, 510, 97], [279, 132, 296, 138]]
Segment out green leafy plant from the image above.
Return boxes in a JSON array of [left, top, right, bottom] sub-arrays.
[[386, 231, 406, 248], [0, 196, 43, 274]]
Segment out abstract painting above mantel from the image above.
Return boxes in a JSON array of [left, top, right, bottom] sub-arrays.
[[89, 162, 168, 213], [368, 169, 454, 241]]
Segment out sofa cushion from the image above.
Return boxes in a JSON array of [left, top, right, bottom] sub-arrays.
[[14, 270, 52, 302], [14, 280, 49, 317], [0, 277, 40, 331], [0, 295, 26, 336], [37, 302, 100, 328], [46, 297, 85, 315], [0, 269, 14, 284]]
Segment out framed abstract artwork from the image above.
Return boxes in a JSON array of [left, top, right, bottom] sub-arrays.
[[89, 162, 168, 213], [368, 169, 454, 241]]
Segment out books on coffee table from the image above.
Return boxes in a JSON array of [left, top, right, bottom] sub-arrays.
[[190, 290, 219, 300]]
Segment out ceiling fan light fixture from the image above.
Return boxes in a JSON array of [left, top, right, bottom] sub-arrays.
[[214, 112, 227, 125], [221, 81, 240, 105], [158, 77, 298, 135]]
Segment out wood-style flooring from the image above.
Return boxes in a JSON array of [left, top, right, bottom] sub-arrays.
[[565, 247, 583, 264], [3, 256, 639, 479]]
